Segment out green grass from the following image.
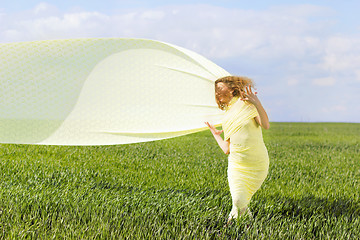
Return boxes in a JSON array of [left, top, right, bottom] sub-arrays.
[[0, 122, 359, 239]]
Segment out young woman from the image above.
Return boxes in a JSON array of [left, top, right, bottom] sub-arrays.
[[205, 76, 270, 223]]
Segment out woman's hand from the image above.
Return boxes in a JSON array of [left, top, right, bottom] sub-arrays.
[[241, 86, 270, 130], [204, 122, 223, 136], [205, 121, 230, 154], [241, 86, 260, 106]]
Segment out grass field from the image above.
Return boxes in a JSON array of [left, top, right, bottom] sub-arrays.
[[0, 122, 359, 239]]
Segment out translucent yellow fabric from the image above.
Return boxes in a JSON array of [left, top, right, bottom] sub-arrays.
[[0, 38, 229, 145], [222, 97, 269, 218]]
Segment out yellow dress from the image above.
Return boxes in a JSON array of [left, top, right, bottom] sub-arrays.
[[222, 96, 269, 219]]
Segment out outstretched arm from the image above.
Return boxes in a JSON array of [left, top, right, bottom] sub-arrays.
[[204, 122, 230, 154], [241, 86, 270, 130]]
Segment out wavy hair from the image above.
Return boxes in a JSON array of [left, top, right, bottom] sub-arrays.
[[215, 76, 254, 110]]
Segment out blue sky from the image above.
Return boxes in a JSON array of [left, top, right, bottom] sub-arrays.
[[1, 0, 359, 122]]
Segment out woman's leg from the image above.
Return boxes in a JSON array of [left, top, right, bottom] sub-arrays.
[[228, 193, 248, 219]]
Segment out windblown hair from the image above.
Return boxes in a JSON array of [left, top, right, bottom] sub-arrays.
[[215, 76, 254, 110]]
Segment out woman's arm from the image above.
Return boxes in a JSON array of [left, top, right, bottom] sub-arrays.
[[253, 103, 270, 130], [204, 122, 230, 154], [242, 86, 270, 130]]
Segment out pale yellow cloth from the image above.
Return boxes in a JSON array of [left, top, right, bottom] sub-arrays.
[[0, 38, 228, 145], [222, 97, 269, 218]]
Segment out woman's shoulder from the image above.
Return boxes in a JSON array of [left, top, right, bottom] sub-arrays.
[[225, 97, 242, 111]]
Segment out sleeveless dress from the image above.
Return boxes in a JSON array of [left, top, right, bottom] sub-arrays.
[[222, 96, 269, 219]]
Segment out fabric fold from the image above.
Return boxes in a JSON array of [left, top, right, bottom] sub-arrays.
[[222, 97, 259, 141]]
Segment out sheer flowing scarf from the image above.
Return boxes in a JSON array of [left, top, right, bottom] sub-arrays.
[[0, 38, 229, 145]]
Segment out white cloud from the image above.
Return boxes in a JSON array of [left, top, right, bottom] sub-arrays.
[[355, 70, 360, 82], [2, 29, 22, 39], [34, 2, 51, 15], [312, 77, 336, 86], [0, 4, 332, 59], [322, 105, 347, 113], [319, 36, 360, 73], [140, 10, 165, 20], [287, 78, 299, 86]]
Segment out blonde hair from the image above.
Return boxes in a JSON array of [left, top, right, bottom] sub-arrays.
[[215, 76, 255, 110]]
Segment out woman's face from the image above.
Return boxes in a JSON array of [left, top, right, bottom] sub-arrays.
[[215, 82, 233, 105]]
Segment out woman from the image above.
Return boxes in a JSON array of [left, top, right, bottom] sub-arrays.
[[205, 76, 270, 223]]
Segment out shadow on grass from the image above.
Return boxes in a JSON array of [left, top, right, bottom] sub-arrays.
[[257, 194, 360, 220], [217, 195, 360, 240]]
